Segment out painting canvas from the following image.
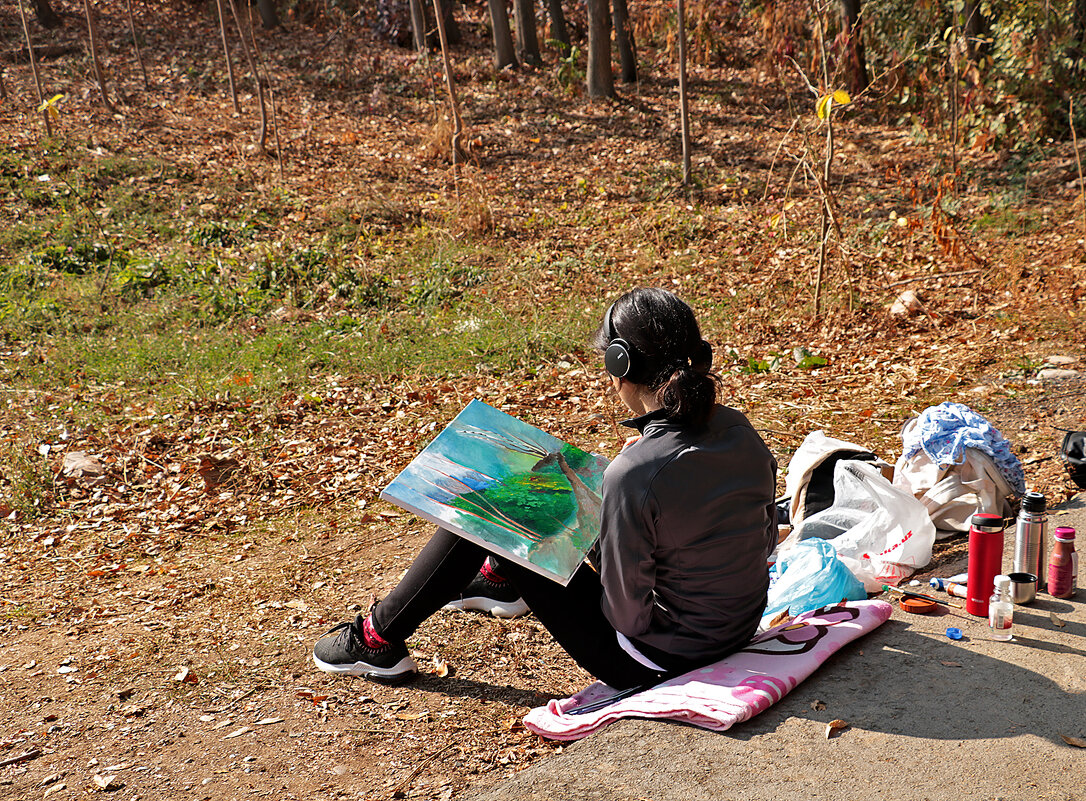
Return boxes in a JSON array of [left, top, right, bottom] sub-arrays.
[[381, 400, 609, 585]]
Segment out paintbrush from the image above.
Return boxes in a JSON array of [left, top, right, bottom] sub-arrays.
[[881, 584, 962, 609]]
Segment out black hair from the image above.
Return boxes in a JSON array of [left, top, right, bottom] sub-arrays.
[[595, 288, 720, 430]]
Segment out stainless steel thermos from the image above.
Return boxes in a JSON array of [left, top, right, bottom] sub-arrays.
[[1013, 491, 1047, 591]]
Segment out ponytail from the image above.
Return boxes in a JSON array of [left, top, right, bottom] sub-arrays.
[[656, 360, 720, 430]]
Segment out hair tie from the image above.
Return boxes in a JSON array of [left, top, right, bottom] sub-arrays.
[[691, 340, 713, 374], [671, 356, 693, 373]]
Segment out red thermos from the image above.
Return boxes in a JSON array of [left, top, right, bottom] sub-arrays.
[[967, 512, 1005, 617]]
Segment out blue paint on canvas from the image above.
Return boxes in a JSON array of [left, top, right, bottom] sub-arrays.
[[381, 400, 608, 584]]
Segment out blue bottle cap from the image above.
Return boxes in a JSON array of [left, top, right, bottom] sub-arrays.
[[946, 627, 963, 640]]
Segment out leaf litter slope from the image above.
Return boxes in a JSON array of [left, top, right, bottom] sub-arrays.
[[1, 2, 1085, 799]]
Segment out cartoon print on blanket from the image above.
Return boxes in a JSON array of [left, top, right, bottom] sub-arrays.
[[523, 599, 892, 741]]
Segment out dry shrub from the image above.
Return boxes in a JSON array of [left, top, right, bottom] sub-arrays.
[[451, 182, 494, 236], [420, 113, 469, 164], [631, 0, 745, 66], [752, 0, 812, 72]]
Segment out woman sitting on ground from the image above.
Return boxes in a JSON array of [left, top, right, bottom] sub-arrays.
[[313, 287, 778, 689]]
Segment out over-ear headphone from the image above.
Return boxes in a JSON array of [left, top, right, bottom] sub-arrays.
[[603, 301, 635, 379]]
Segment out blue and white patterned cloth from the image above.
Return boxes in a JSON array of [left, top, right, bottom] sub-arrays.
[[901, 402, 1026, 495]]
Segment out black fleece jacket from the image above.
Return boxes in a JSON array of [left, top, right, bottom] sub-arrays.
[[598, 404, 778, 666]]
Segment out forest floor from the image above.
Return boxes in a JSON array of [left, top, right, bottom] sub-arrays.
[[1, 1, 1085, 799]]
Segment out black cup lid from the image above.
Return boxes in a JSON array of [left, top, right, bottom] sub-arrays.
[[1021, 491, 1046, 513]]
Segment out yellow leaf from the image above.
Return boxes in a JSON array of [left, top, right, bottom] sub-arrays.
[[816, 95, 831, 120], [38, 93, 65, 120], [832, 89, 851, 105]]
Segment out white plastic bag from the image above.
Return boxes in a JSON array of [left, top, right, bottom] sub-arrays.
[[784, 430, 874, 526], [790, 460, 936, 591]]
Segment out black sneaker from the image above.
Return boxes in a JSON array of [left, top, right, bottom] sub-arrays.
[[443, 572, 529, 619], [312, 616, 418, 683]]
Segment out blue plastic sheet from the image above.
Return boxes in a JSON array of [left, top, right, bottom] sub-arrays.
[[763, 539, 867, 624]]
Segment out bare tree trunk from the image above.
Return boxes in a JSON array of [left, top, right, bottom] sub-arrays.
[[255, 0, 279, 29], [487, 0, 517, 70], [431, 0, 464, 195], [408, 0, 428, 53], [245, 2, 281, 172], [1076, 0, 1086, 55], [125, 0, 150, 90], [677, 0, 690, 184], [546, 0, 569, 49], [31, 0, 63, 29], [586, 0, 613, 98], [814, 13, 831, 319], [839, 0, 868, 94], [514, 0, 541, 66], [612, 0, 636, 83], [18, 0, 51, 135], [439, 0, 460, 45], [1071, 98, 1086, 236], [962, 0, 988, 62], [215, 0, 240, 112], [83, 0, 117, 112], [950, 19, 958, 190], [227, 0, 268, 154]]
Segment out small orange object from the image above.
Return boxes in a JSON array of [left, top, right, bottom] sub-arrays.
[[900, 596, 938, 614]]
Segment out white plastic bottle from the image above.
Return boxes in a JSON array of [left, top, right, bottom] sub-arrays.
[[988, 575, 1014, 641]]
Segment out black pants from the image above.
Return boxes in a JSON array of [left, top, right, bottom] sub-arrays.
[[370, 527, 668, 690]]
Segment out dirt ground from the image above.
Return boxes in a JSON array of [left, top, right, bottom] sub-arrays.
[[3, 378, 1084, 801], [3, 2, 1086, 799]]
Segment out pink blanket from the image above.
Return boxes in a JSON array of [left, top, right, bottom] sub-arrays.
[[523, 599, 893, 741]]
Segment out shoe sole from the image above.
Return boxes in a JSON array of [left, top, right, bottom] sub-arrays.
[[312, 653, 418, 684], [444, 596, 530, 619]]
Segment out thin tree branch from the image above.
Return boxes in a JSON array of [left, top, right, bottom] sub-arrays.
[[430, 0, 463, 196], [18, 0, 52, 136], [215, 0, 240, 113]]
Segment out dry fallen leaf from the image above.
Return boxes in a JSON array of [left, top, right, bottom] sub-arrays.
[[431, 654, 450, 677], [1061, 734, 1086, 748], [1050, 612, 1066, 628], [223, 726, 252, 739], [768, 608, 792, 628], [92, 774, 122, 791], [172, 666, 198, 684], [825, 719, 849, 739], [62, 451, 109, 487], [198, 455, 244, 490], [810, 700, 826, 711], [890, 288, 925, 317], [940, 661, 963, 668]]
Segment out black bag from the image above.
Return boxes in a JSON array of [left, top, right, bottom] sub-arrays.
[[1062, 431, 1086, 489]]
